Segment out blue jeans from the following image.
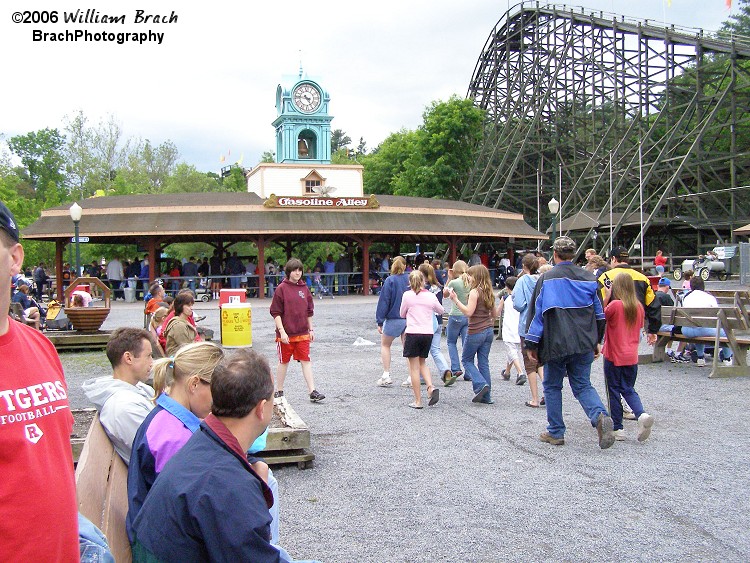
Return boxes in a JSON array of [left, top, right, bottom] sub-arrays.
[[604, 359, 644, 430], [543, 351, 608, 438], [446, 315, 468, 372], [462, 327, 494, 399], [430, 321, 449, 374], [680, 326, 732, 359], [337, 274, 348, 295], [230, 275, 240, 289]]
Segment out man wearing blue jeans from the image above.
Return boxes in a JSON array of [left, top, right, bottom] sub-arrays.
[[524, 236, 615, 449], [681, 276, 732, 366]]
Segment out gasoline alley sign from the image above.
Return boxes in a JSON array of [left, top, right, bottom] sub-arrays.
[[263, 194, 379, 209]]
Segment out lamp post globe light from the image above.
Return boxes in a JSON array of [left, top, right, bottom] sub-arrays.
[[548, 197, 560, 241], [69, 202, 83, 277]]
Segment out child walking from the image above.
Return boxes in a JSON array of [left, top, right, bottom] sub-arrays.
[[602, 273, 654, 442], [399, 270, 444, 409], [270, 258, 325, 403], [498, 277, 530, 392]]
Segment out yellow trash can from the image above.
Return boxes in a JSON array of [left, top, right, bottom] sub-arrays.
[[220, 303, 252, 347]]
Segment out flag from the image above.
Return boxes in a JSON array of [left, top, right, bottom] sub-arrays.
[[236, 153, 244, 166], [726, 0, 732, 8], [220, 155, 225, 163]]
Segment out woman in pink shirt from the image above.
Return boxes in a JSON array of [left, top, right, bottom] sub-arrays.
[[399, 270, 444, 409]]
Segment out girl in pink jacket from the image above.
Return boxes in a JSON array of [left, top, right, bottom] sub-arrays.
[[400, 270, 444, 409]]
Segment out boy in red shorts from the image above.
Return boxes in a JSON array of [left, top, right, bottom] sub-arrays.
[[270, 258, 325, 403]]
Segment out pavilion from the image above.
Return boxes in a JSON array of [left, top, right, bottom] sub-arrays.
[[21, 191, 545, 297]]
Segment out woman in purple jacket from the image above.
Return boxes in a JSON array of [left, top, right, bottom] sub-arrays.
[[126, 342, 224, 540]]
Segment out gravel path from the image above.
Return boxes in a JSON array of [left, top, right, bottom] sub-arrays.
[[60, 290, 750, 562]]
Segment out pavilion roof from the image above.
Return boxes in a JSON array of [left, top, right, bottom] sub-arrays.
[[21, 192, 545, 245]]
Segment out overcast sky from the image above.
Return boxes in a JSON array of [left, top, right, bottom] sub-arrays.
[[0, 1, 738, 174]]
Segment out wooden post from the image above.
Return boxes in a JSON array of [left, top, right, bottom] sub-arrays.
[[449, 237, 458, 266], [55, 239, 65, 300], [362, 238, 371, 295], [146, 239, 157, 285], [257, 237, 265, 299]]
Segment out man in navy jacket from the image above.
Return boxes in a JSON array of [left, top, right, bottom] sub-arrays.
[[525, 237, 615, 450], [131, 349, 316, 562]]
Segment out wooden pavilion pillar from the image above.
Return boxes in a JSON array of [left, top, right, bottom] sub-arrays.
[[55, 239, 65, 300], [146, 239, 157, 285], [256, 237, 265, 299], [351, 236, 371, 296], [362, 238, 371, 295], [448, 237, 459, 266]]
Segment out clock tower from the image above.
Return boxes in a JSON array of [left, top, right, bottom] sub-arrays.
[[273, 75, 332, 164]]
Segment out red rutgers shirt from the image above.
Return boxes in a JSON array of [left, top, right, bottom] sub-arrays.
[[0, 319, 78, 562]]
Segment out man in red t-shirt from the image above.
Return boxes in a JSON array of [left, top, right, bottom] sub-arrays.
[[0, 200, 79, 562]]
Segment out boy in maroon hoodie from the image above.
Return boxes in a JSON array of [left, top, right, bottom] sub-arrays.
[[270, 258, 325, 402]]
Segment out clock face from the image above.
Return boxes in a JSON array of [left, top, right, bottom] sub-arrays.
[[293, 84, 321, 113]]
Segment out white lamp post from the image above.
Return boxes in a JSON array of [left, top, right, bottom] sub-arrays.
[[548, 197, 560, 241], [69, 202, 83, 277]]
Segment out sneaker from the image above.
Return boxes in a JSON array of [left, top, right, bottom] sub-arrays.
[[515, 374, 527, 386], [596, 413, 615, 450], [671, 353, 691, 364], [274, 390, 284, 398], [613, 429, 626, 441], [622, 411, 637, 421], [452, 370, 463, 378], [401, 377, 412, 387], [539, 432, 564, 446], [722, 358, 733, 366], [501, 369, 510, 381], [376, 374, 393, 387], [472, 384, 490, 403], [309, 390, 325, 402], [637, 413, 654, 442], [696, 357, 706, 367]]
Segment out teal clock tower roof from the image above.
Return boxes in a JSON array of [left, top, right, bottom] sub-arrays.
[[273, 73, 333, 164]]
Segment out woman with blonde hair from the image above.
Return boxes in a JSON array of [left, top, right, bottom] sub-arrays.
[[149, 306, 169, 357], [127, 341, 224, 538], [418, 263, 451, 385], [449, 264, 500, 404], [443, 260, 471, 382], [375, 256, 410, 387], [399, 270, 444, 408]]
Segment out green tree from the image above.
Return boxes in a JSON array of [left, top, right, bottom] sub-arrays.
[[260, 150, 275, 163], [64, 110, 97, 200], [721, 0, 750, 35], [330, 129, 351, 153], [220, 166, 247, 192], [8, 128, 66, 200], [393, 97, 484, 199], [362, 129, 419, 195], [356, 137, 367, 155], [163, 163, 221, 193]]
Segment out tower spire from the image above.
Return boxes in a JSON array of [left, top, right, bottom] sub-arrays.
[[298, 50, 303, 79]]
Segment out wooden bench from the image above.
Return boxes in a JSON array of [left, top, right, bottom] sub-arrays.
[[653, 306, 750, 378], [75, 414, 132, 562]]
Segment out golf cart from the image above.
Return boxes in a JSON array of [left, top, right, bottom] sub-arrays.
[[672, 246, 735, 282]]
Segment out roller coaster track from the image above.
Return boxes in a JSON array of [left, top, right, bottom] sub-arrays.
[[463, 3, 750, 255]]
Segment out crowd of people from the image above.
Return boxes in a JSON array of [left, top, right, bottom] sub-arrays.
[[374, 238, 673, 450]]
